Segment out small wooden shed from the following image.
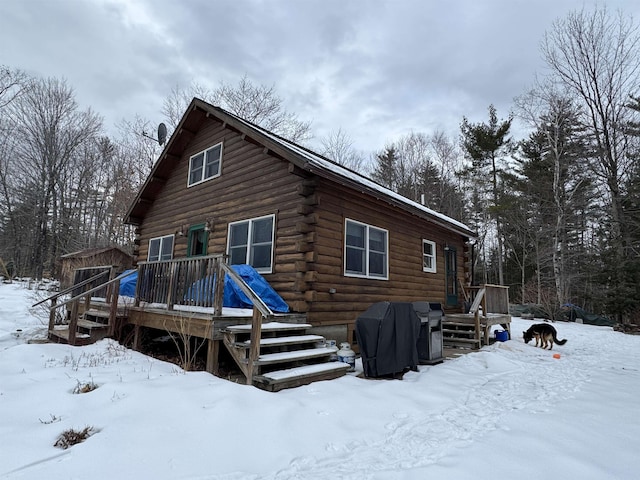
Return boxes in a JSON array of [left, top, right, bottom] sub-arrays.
[[59, 247, 134, 289]]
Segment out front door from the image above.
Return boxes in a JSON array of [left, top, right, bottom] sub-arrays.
[[445, 247, 458, 307]]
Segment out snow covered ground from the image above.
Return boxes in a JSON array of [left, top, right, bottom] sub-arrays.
[[0, 280, 638, 479]]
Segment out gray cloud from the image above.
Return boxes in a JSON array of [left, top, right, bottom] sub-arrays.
[[2, 0, 639, 155]]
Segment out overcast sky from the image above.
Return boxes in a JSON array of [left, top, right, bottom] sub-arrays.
[[2, 0, 640, 155]]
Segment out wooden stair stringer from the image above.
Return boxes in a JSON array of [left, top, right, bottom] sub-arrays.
[[222, 321, 349, 391]]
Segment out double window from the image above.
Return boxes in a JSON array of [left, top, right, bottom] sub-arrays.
[[422, 239, 437, 273], [148, 235, 174, 262], [188, 143, 223, 187], [227, 215, 275, 273], [344, 219, 388, 279]]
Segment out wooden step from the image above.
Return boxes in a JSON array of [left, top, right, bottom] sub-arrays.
[[48, 327, 92, 346], [253, 362, 350, 392], [253, 346, 335, 366], [232, 334, 324, 349], [443, 338, 481, 349], [77, 319, 109, 331], [443, 321, 478, 327], [225, 321, 312, 334], [442, 328, 476, 336]]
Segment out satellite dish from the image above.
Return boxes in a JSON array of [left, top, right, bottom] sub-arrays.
[[157, 123, 167, 146]]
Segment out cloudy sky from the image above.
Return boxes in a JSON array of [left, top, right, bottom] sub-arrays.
[[2, 0, 640, 155]]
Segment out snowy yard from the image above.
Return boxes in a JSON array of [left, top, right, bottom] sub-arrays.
[[0, 280, 638, 479]]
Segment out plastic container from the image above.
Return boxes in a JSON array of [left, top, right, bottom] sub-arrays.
[[495, 330, 509, 342], [337, 342, 356, 372], [326, 340, 338, 361]]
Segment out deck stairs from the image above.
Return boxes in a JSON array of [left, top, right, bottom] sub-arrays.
[[223, 322, 350, 392], [48, 308, 125, 346], [442, 321, 482, 350]]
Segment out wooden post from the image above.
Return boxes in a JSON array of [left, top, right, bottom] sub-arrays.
[[206, 339, 219, 375], [68, 299, 79, 345], [108, 278, 121, 338], [166, 262, 178, 311], [133, 325, 141, 350], [245, 306, 263, 385], [213, 258, 225, 317], [48, 297, 57, 333]]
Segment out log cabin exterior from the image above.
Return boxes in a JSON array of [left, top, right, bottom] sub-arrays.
[[124, 98, 476, 345]]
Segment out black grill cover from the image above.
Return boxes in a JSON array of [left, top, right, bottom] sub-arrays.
[[355, 301, 421, 378]]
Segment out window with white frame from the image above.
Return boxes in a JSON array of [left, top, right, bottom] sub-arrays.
[[344, 219, 388, 279], [227, 215, 275, 273], [422, 239, 437, 273], [148, 235, 174, 262], [188, 142, 223, 187]]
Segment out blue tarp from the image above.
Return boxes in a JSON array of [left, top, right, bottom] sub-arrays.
[[119, 264, 289, 313], [119, 269, 138, 297]]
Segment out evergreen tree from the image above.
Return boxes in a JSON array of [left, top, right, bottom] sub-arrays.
[[459, 105, 513, 284], [371, 146, 399, 190]]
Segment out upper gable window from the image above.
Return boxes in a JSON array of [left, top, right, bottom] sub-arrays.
[[423, 239, 437, 273], [344, 219, 388, 280], [188, 142, 223, 187]]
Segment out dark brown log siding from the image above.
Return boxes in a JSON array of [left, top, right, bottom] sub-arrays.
[[136, 119, 308, 307], [306, 178, 468, 325], [135, 117, 469, 329]]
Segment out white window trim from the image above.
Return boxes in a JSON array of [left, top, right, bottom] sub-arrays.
[[422, 239, 437, 273], [148, 234, 175, 262], [344, 218, 389, 280], [226, 214, 275, 274], [187, 142, 223, 187]]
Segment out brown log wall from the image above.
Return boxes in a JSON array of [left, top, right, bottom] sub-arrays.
[[133, 115, 470, 331]]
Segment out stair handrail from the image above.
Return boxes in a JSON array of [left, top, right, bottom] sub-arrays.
[[32, 269, 111, 307], [51, 269, 138, 312], [47, 268, 137, 344], [219, 263, 274, 318], [219, 263, 274, 385]]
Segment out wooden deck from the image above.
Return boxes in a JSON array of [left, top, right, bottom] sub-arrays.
[[443, 284, 511, 349]]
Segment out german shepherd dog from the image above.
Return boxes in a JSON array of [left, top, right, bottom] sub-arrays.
[[523, 323, 567, 350]]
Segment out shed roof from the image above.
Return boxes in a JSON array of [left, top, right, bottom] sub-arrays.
[[125, 98, 475, 238], [60, 246, 132, 260]]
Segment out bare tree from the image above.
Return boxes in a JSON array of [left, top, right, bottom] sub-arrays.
[[542, 7, 640, 251], [6, 77, 102, 278], [0, 66, 27, 108], [541, 6, 640, 321], [319, 127, 367, 172], [161, 75, 312, 143]]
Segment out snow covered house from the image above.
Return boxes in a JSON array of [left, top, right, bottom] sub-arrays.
[[42, 98, 482, 390], [124, 98, 475, 341]]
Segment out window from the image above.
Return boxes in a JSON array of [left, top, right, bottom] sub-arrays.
[[422, 239, 437, 273], [188, 143, 223, 187], [187, 224, 208, 257], [148, 235, 174, 262], [227, 215, 275, 273], [344, 219, 388, 279]]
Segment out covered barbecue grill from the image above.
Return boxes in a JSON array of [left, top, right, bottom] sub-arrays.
[[412, 301, 444, 365], [355, 301, 421, 378]]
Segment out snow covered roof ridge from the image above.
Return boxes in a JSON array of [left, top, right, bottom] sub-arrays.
[[206, 101, 475, 237]]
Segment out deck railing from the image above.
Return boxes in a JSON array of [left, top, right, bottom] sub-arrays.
[[465, 284, 510, 315], [135, 255, 227, 315], [135, 255, 274, 384]]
